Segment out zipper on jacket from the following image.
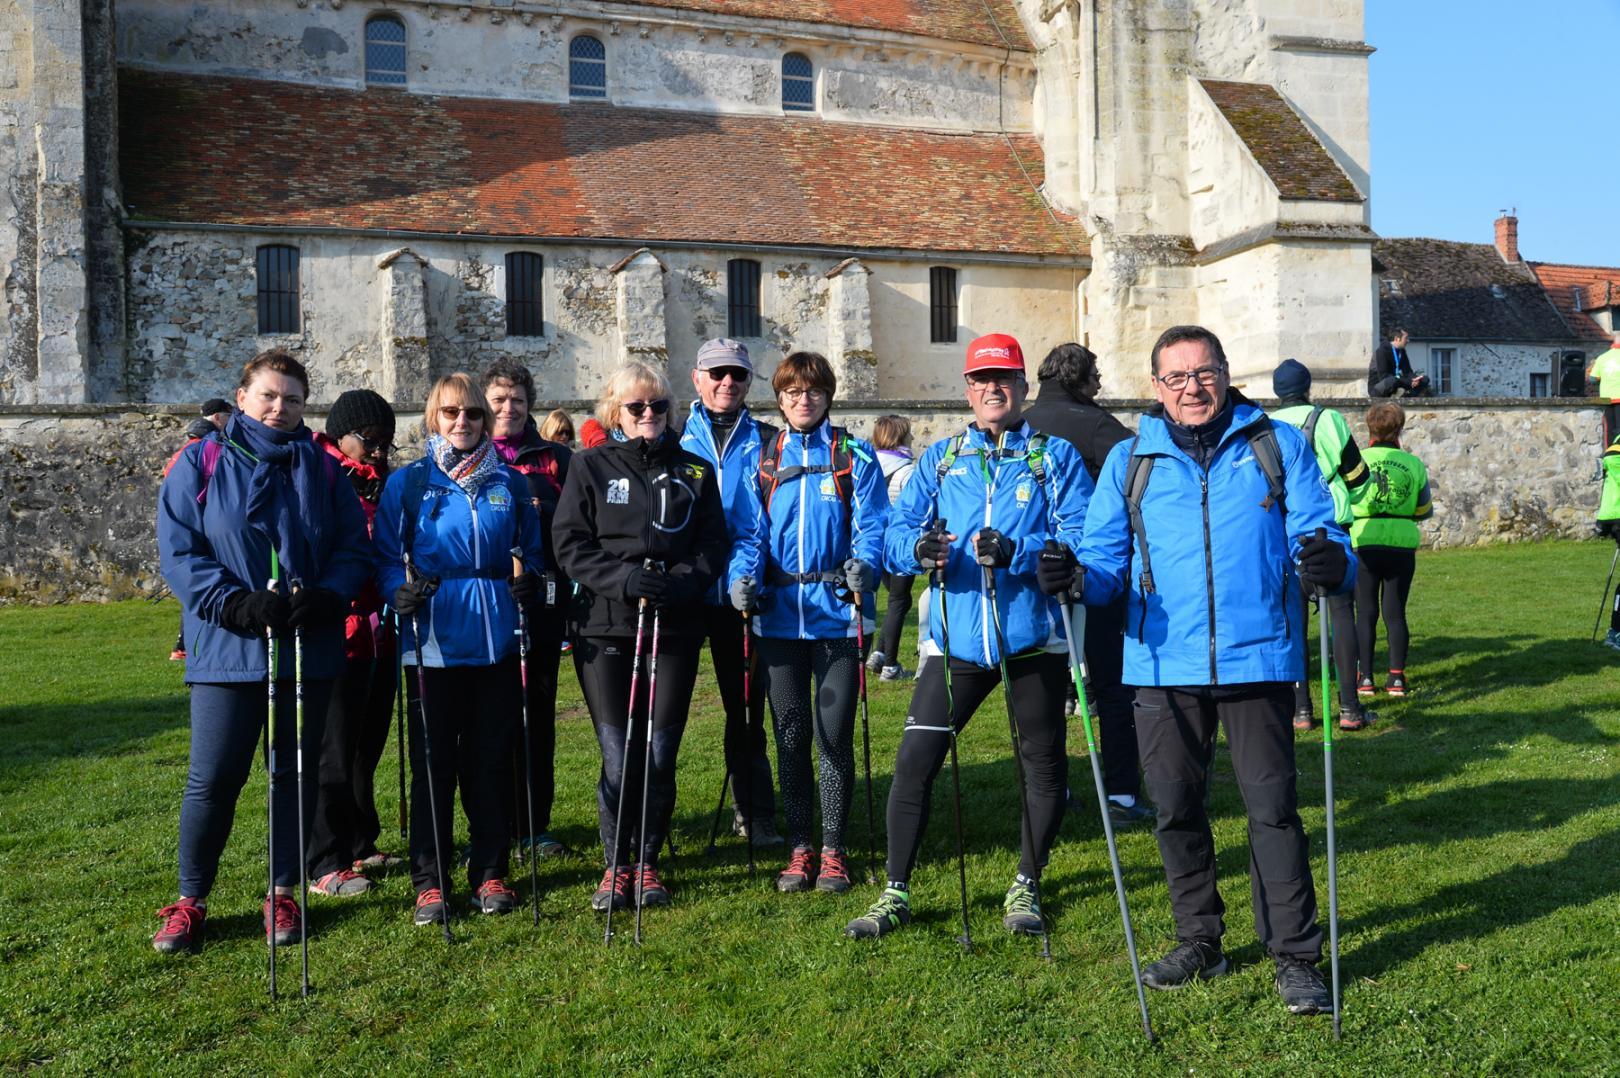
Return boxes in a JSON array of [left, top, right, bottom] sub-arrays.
[[979, 436, 997, 666], [1201, 471, 1217, 685], [710, 413, 740, 606], [796, 430, 809, 640], [470, 495, 495, 661]]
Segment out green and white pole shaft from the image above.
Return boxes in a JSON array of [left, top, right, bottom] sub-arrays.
[[1316, 527, 1343, 1040], [291, 575, 310, 998], [265, 549, 281, 1001]]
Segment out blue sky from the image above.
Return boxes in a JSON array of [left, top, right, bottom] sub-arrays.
[[1367, 0, 1620, 266]]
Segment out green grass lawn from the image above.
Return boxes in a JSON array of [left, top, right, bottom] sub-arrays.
[[2, 540, 1617, 1074]]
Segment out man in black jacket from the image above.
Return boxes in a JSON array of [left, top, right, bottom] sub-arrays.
[[1023, 343, 1150, 827], [1368, 328, 1433, 398]]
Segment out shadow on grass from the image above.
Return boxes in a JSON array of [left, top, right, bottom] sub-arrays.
[[0, 694, 187, 783]]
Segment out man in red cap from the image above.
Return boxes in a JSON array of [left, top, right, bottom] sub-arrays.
[[846, 333, 1096, 943]]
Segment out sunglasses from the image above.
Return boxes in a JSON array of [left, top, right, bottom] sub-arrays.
[[438, 405, 486, 422], [705, 366, 751, 383], [351, 431, 396, 454], [622, 399, 671, 418]]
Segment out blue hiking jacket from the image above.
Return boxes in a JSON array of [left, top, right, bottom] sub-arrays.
[[730, 418, 889, 640], [1079, 401, 1355, 687], [375, 455, 545, 668], [158, 425, 372, 684], [680, 402, 775, 608], [883, 421, 1094, 666]]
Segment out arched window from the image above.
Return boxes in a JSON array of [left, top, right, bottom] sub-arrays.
[[569, 35, 607, 99], [782, 53, 814, 112], [365, 16, 407, 86]]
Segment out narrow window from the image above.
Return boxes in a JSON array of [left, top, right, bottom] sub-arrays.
[[1529, 372, 1550, 398], [505, 252, 545, 338], [1429, 346, 1454, 395], [727, 258, 762, 339], [256, 245, 300, 335], [930, 266, 958, 344], [365, 16, 407, 86], [569, 35, 607, 99], [782, 53, 814, 112]]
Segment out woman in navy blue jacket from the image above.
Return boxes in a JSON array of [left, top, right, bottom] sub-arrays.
[[374, 373, 545, 927], [153, 349, 371, 954]]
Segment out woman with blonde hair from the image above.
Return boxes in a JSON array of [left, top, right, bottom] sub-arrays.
[[553, 361, 730, 911], [539, 408, 575, 447], [866, 414, 917, 681], [375, 373, 546, 927]]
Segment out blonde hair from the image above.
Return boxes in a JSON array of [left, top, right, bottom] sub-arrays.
[[539, 408, 575, 444], [422, 373, 492, 438], [595, 361, 674, 432]]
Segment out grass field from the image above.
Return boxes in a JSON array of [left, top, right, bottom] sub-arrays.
[[2, 540, 1618, 1074]]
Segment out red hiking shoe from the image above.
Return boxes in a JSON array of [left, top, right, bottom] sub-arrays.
[[311, 868, 370, 897], [634, 864, 671, 906], [590, 867, 634, 912], [152, 898, 206, 953], [263, 894, 301, 946], [414, 887, 449, 927], [471, 878, 518, 915], [777, 847, 818, 893], [815, 848, 852, 894]]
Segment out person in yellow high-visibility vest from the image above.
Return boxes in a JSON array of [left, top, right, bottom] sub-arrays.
[[1587, 331, 1620, 446]]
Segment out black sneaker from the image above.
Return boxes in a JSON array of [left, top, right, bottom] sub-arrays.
[[1338, 706, 1376, 732], [1001, 878, 1044, 936], [1292, 707, 1316, 732], [844, 887, 912, 939], [414, 888, 449, 927], [1275, 955, 1333, 1015], [1107, 798, 1155, 828], [1140, 939, 1228, 989], [470, 878, 518, 915]]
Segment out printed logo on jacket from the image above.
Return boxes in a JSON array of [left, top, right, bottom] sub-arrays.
[[607, 478, 629, 505]]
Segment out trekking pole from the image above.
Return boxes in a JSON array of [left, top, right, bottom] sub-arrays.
[[1047, 544, 1153, 1039], [264, 555, 281, 1001], [739, 610, 757, 877], [606, 594, 650, 946], [290, 578, 311, 997], [1314, 528, 1343, 1041], [1591, 545, 1619, 643], [403, 552, 452, 945], [512, 549, 541, 927], [703, 772, 731, 857], [635, 583, 664, 946], [979, 559, 1052, 961], [852, 586, 878, 885], [931, 522, 972, 954], [394, 610, 407, 842]]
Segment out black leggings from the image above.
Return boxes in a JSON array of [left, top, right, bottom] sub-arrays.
[[1355, 546, 1417, 676], [308, 649, 398, 877], [759, 637, 859, 851], [509, 630, 563, 840], [877, 573, 915, 662], [1293, 584, 1360, 713], [886, 652, 1068, 884]]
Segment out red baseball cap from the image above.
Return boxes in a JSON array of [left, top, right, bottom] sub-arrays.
[[964, 333, 1025, 374]]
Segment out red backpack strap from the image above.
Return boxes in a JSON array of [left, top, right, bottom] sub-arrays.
[[757, 428, 787, 512], [830, 426, 855, 506]]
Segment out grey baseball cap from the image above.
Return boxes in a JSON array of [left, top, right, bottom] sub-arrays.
[[695, 338, 753, 372]]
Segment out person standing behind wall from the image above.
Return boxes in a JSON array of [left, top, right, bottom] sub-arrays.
[[1596, 429, 1620, 650], [1270, 359, 1377, 733], [1587, 332, 1620, 447], [1022, 342, 1151, 827], [866, 415, 917, 681]]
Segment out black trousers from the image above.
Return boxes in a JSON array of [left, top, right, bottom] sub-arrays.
[[508, 626, 563, 840], [308, 649, 398, 877], [1073, 600, 1141, 800], [1134, 684, 1321, 962], [701, 604, 776, 823], [405, 658, 520, 894], [574, 632, 702, 867], [886, 652, 1069, 884], [877, 573, 915, 662], [1292, 584, 1360, 713], [1355, 546, 1417, 675]]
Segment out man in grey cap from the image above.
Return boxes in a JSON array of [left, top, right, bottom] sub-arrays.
[[678, 339, 782, 846]]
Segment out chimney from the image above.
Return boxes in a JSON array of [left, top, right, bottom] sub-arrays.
[[1494, 211, 1520, 262]]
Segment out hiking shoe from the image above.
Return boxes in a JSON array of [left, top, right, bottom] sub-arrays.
[[1338, 706, 1376, 732], [152, 898, 205, 953], [414, 887, 449, 926], [1002, 878, 1044, 936], [845, 887, 912, 939], [311, 868, 371, 897], [168, 647, 186, 662], [471, 878, 518, 915], [354, 850, 404, 872], [590, 867, 634, 912], [880, 663, 910, 681], [519, 833, 570, 859], [1064, 697, 1079, 717], [263, 894, 302, 946], [1140, 939, 1228, 989], [815, 848, 852, 893], [1292, 707, 1316, 731], [1602, 629, 1620, 651], [1356, 675, 1378, 697], [1386, 672, 1408, 697], [733, 812, 786, 847], [778, 847, 818, 893], [633, 864, 671, 907], [1107, 798, 1155, 828], [1275, 955, 1333, 1015], [865, 649, 887, 673]]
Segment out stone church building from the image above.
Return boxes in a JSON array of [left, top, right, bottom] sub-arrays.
[[2, 0, 1376, 407]]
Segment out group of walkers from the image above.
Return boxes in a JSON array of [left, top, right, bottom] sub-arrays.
[[153, 324, 1451, 1020]]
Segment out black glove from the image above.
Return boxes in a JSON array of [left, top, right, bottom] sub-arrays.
[[624, 565, 670, 604], [220, 588, 292, 636], [392, 577, 439, 618], [288, 586, 346, 629], [662, 573, 702, 608], [1297, 531, 1349, 592], [508, 572, 542, 604], [1036, 541, 1084, 601], [915, 527, 951, 571], [973, 528, 1014, 569]]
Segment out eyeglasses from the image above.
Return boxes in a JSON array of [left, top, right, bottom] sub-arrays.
[[705, 367, 751, 384], [350, 431, 396, 454], [965, 371, 1021, 388], [780, 387, 829, 402], [438, 405, 486, 422], [622, 399, 671, 418], [1155, 367, 1224, 392]]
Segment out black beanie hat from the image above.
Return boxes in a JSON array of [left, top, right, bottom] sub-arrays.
[[1271, 358, 1312, 399], [326, 389, 396, 443]]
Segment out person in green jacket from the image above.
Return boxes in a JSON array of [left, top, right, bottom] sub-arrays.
[[1587, 332, 1620, 447], [1351, 403, 1433, 697], [1271, 359, 1376, 731], [1597, 431, 1620, 650]]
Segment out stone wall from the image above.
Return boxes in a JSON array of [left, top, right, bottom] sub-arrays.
[[1, 398, 1607, 603]]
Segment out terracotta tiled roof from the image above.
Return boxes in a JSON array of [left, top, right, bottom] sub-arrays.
[[1198, 80, 1362, 203], [119, 70, 1083, 260], [1529, 262, 1620, 341], [614, 1, 1029, 50], [1375, 238, 1574, 341]]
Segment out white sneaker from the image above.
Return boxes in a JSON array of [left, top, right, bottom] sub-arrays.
[[880, 664, 909, 681], [865, 650, 887, 673], [1603, 629, 1620, 651]]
